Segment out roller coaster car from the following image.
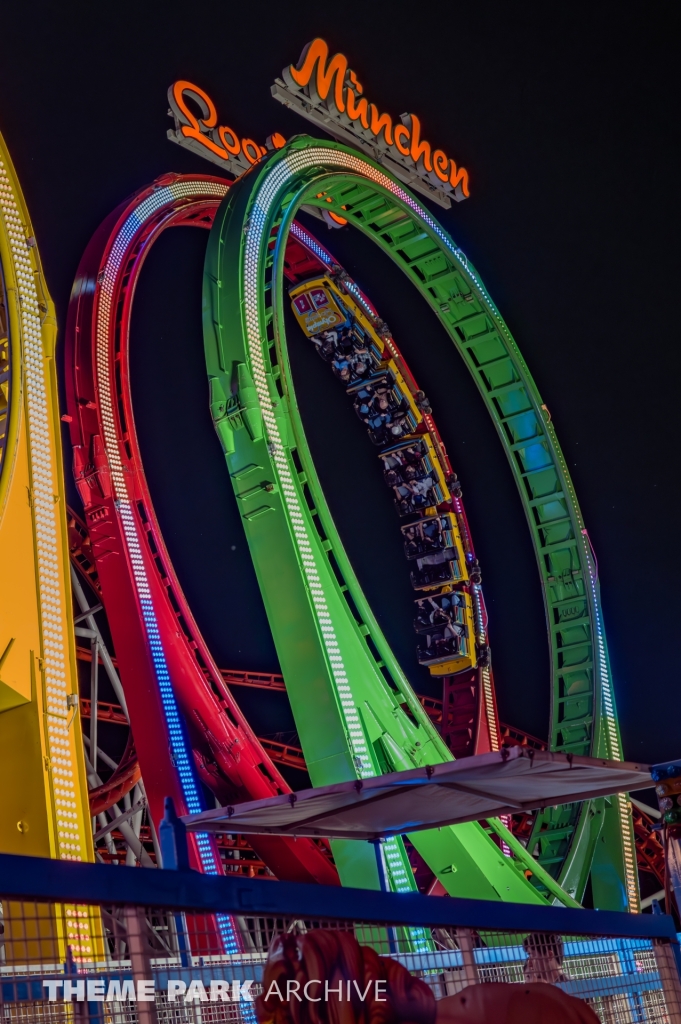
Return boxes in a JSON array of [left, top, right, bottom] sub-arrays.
[[407, 514, 469, 591], [291, 276, 425, 438], [290, 281, 346, 337], [379, 439, 449, 516], [347, 372, 418, 446], [401, 514, 453, 560], [413, 590, 476, 674], [314, 324, 377, 385]]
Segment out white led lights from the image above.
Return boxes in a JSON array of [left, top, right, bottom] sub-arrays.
[[241, 151, 447, 915], [1, 158, 83, 861], [242, 144, 636, 911], [93, 181, 243, 955], [244, 146, 506, 779], [579, 532, 638, 908]]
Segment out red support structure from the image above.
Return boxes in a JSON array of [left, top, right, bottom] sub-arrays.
[[65, 175, 337, 887]]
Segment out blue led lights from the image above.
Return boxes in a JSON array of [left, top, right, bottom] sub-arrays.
[[93, 180, 249, 956]]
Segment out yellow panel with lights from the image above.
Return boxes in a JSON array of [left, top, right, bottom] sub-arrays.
[[0, 132, 93, 880]]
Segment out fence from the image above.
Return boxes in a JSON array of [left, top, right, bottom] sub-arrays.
[[1, 852, 680, 1024]]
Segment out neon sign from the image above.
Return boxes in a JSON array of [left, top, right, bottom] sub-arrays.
[[167, 81, 286, 175], [272, 39, 469, 208], [167, 43, 470, 211]]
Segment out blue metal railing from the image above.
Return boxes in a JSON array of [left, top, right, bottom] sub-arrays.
[[0, 852, 678, 943]]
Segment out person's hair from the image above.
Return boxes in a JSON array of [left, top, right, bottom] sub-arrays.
[[256, 930, 436, 1024], [522, 933, 564, 961]]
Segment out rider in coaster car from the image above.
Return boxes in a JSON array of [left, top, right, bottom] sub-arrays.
[[412, 563, 454, 588], [337, 327, 355, 355], [352, 379, 410, 444], [422, 518, 445, 551], [350, 328, 373, 360], [350, 348, 373, 379], [312, 330, 337, 362], [257, 930, 598, 1024], [409, 476, 435, 505], [406, 486, 430, 511], [392, 481, 415, 508], [426, 631, 460, 657], [425, 593, 461, 624], [403, 525, 420, 559], [384, 407, 410, 441], [331, 354, 352, 383], [371, 387, 392, 416], [414, 598, 436, 630], [332, 344, 373, 384]]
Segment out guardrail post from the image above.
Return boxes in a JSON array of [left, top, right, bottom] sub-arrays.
[[158, 797, 191, 965], [159, 796, 189, 870], [122, 905, 156, 1024]]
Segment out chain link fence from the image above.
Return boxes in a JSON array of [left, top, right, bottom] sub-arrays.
[[1, 857, 680, 1024]]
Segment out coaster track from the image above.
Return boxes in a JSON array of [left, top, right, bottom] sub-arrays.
[[202, 137, 637, 910], [63, 146, 635, 909], [64, 172, 513, 897], [0, 131, 93, 876], [65, 175, 336, 888]]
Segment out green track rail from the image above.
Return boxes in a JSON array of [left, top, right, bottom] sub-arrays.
[[202, 137, 637, 911]]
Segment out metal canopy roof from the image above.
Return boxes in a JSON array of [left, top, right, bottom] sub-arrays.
[[182, 748, 652, 842]]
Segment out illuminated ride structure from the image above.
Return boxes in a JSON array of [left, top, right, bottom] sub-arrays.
[[63, 139, 636, 913], [0, 132, 93, 870], [65, 176, 335, 889], [201, 138, 637, 912]]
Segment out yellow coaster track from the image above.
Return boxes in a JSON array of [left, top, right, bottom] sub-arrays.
[[0, 131, 93, 887]]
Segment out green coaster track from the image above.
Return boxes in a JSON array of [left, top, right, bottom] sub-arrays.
[[202, 136, 638, 912]]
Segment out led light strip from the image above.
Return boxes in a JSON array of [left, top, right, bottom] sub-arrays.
[[249, 145, 636, 912], [243, 151, 450, 918], [289, 222, 333, 265], [93, 180, 247, 953], [481, 667, 499, 752], [0, 158, 86, 871], [0, 286, 9, 479], [581, 534, 638, 910], [258, 151, 494, 777]]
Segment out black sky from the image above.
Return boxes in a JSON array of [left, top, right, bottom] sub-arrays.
[[1, 3, 678, 764]]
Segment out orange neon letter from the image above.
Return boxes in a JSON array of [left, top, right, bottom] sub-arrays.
[[449, 160, 470, 199], [346, 89, 370, 129], [432, 149, 450, 183], [241, 139, 262, 165], [286, 38, 348, 114], [218, 125, 241, 156], [369, 104, 393, 146], [394, 124, 411, 156], [405, 114, 432, 173], [168, 81, 229, 161]]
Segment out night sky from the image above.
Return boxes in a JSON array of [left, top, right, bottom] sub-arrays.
[[1, 4, 677, 766]]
